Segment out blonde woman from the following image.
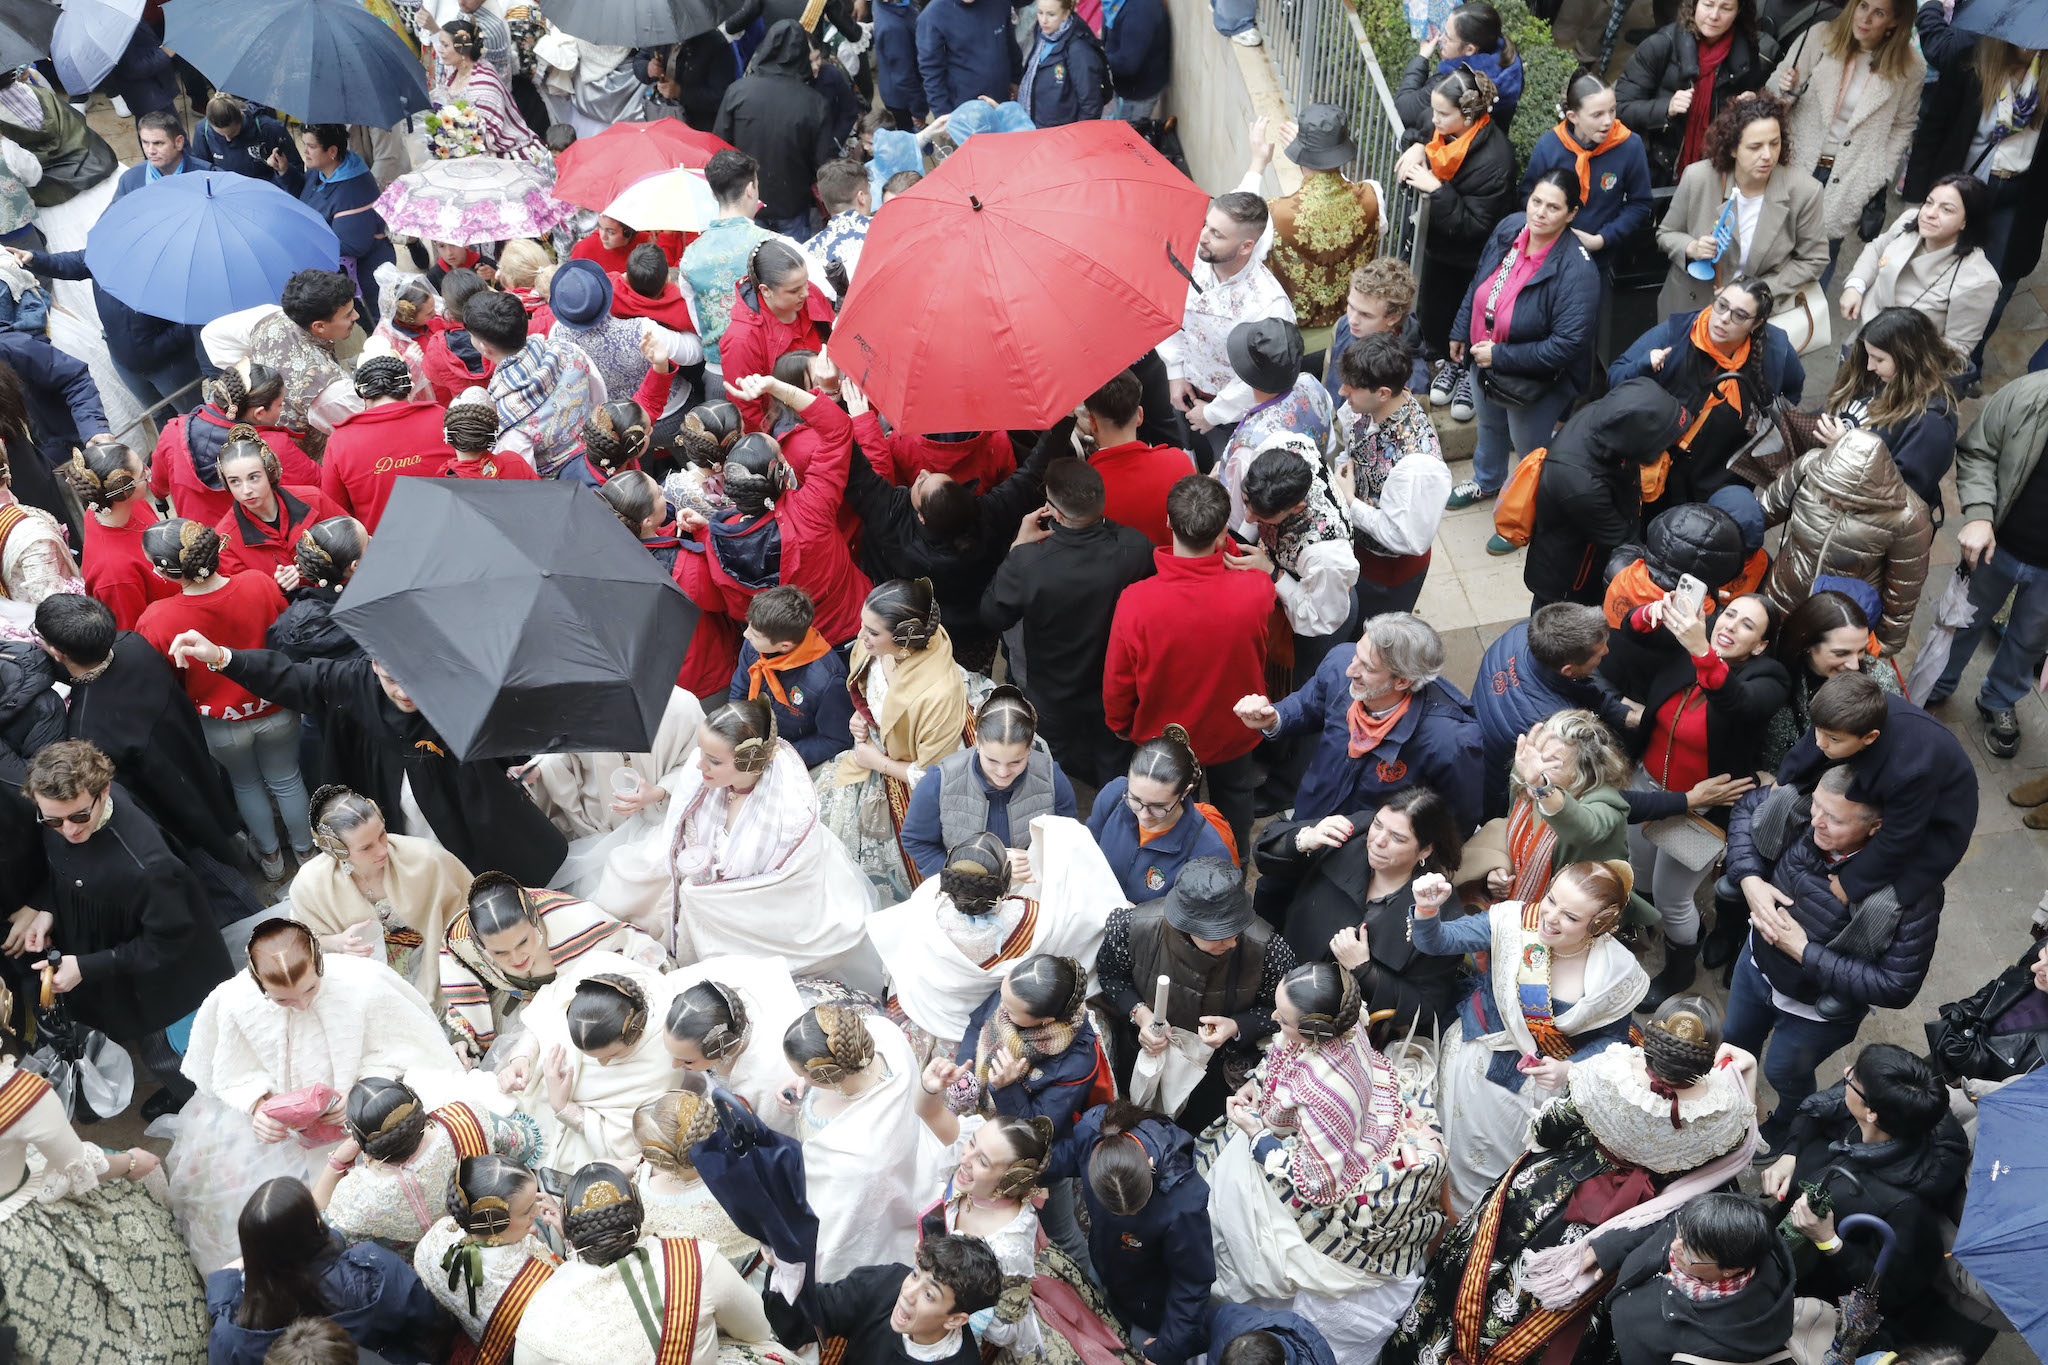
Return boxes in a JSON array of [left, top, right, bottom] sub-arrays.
[[631, 1081, 762, 1269]]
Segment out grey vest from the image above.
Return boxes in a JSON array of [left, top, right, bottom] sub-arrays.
[[936, 747, 1057, 852], [1126, 902, 1276, 1034]]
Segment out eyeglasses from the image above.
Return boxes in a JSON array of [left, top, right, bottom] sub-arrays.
[[1710, 298, 1757, 323], [1844, 1067, 1867, 1102], [38, 798, 97, 829], [1125, 791, 1182, 820]]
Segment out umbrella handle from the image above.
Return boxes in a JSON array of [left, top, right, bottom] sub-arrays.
[[1836, 1213, 1897, 1282], [1165, 241, 1204, 294]]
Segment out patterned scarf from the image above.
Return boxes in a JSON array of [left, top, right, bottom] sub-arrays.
[[1348, 393, 1429, 504], [1666, 1251, 1755, 1300], [946, 992, 1085, 1113], [489, 335, 593, 475], [1258, 438, 1349, 575], [1990, 56, 2042, 147]]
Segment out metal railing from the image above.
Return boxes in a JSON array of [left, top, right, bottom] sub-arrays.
[[1252, 0, 1430, 291]]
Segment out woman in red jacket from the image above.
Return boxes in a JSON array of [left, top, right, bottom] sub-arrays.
[[718, 240, 835, 431], [149, 362, 320, 525], [319, 356, 456, 531], [210, 430, 346, 583], [675, 372, 870, 651], [136, 517, 309, 879], [65, 442, 175, 630]]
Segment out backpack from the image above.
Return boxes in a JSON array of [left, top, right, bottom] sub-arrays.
[[1490, 445, 1548, 546]]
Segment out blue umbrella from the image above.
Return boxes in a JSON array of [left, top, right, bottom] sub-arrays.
[[163, 0, 428, 127], [83, 171, 339, 324], [1954, 1067, 2048, 1359], [1949, 0, 2048, 49], [51, 0, 140, 95]]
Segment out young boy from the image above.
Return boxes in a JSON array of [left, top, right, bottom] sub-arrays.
[[770, 1235, 1003, 1365], [729, 585, 853, 767]]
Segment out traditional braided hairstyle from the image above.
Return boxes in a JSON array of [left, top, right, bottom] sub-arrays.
[[1280, 961, 1362, 1045], [296, 516, 366, 590], [309, 784, 380, 864], [389, 274, 436, 330], [353, 353, 414, 403], [1643, 995, 1723, 1129], [783, 1002, 874, 1089], [1434, 62, 1498, 124], [581, 399, 651, 475], [975, 684, 1037, 747], [674, 399, 743, 470], [344, 1076, 430, 1163], [142, 517, 223, 581], [866, 577, 940, 652], [598, 470, 665, 533], [1128, 723, 1201, 803], [1089, 1100, 1165, 1215], [1004, 954, 1086, 1024], [703, 696, 778, 774], [62, 442, 142, 511], [633, 1080, 721, 1176], [219, 425, 284, 490], [983, 1114, 1056, 1200], [720, 432, 789, 514], [940, 830, 1013, 915], [561, 1161, 645, 1266], [566, 973, 651, 1052], [1551, 859, 1633, 938], [444, 388, 501, 456], [441, 16, 484, 60], [446, 1154, 534, 1241], [465, 870, 542, 940], [205, 360, 284, 421], [665, 979, 749, 1062]]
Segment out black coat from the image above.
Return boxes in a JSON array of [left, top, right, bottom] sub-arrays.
[[1774, 693, 1976, 906], [1592, 1212, 1797, 1365], [980, 513, 1156, 760], [1525, 378, 1686, 607], [1405, 120, 1517, 269], [769, 1264, 981, 1365], [219, 648, 564, 886], [28, 783, 231, 1040], [62, 632, 241, 864], [1778, 1082, 1972, 1324], [266, 584, 362, 664], [713, 21, 838, 223], [0, 642, 62, 766], [845, 418, 1063, 656], [1616, 23, 1767, 184], [1255, 824, 1467, 1034], [1926, 940, 2048, 1086]]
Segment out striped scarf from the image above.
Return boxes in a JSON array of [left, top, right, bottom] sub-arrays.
[[489, 335, 593, 475]]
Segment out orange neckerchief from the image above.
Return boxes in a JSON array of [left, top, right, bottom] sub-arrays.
[[745, 628, 832, 708], [1676, 307, 1751, 451], [1346, 693, 1412, 759], [1424, 114, 1491, 182], [1556, 119, 1633, 202], [1603, 557, 1663, 628]]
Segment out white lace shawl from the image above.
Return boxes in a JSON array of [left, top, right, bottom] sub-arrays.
[[1565, 1048, 1756, 1173]]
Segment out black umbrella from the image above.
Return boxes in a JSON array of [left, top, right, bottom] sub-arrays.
[[164, 0, 430, 127], [0, 0, 56, 71], [331, 479, 695, 762], [543, 0, 719, 47], [1950, 0, 2048, 48]]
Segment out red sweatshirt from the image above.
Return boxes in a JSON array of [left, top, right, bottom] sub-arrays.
[[148, 405, 320, 526], [81, 500, 176, 631], [608, 275, 699, 334], [419, 319, 495, 404], [214, 484, 347, 579], [137, 573, 288, 719], [571, 229, 689, 274], [321, 400, 458, 531], [1103, 548, 1275, 764], [1091, 440, 1196, 547], [848, 412, 1017, 493]]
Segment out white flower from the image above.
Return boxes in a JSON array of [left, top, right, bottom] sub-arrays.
[[1492, 1287, 1521, 1322]]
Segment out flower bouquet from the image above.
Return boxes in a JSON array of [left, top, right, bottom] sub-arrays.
[[424, 98, 487, 160]]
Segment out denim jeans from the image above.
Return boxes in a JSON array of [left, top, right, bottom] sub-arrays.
[[1469, 373, 1574, 493], [1210, 0, 1257, 36], [1926, 547, 2048, 711], [199, 708, 313, 857], [1722, 942, 1866, 1145]]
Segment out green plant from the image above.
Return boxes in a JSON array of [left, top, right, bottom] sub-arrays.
[[1352, 0, 1574, 166]]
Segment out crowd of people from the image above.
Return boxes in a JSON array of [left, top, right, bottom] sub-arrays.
[[0, 0, 2039, 1363]]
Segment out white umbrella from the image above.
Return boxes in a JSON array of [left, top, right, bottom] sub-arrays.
[[1126, 975, 1214, 1118], [602, 167, 719, 234]]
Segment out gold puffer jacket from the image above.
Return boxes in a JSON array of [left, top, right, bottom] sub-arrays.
[[1757, 427, 1933, 655]]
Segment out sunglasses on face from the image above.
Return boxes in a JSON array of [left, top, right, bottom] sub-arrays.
[[39, 801, 96, 829]]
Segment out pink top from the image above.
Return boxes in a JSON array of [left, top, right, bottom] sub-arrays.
[[1474, 228, 1556, 345]]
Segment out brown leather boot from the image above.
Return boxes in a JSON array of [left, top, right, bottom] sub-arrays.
[[2011, 774, 2048, 807]]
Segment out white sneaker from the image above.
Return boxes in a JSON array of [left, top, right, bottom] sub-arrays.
[[110, 96, 130, 117], [1230, 27, 1263, 45]]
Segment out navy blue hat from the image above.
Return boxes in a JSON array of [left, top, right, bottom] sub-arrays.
[[550, 257, 613, 330], [1708, 485, 1766, 555]]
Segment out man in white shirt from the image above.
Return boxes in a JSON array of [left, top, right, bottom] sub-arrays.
[[1156, 189, 1295, 472], [1333, 331, 1449, 615]]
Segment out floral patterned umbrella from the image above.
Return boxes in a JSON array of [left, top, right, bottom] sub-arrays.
[[373, 157, 576, 248]]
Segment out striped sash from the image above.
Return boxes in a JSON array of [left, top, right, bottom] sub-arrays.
[[977, 900, 1040, 971], [0, 1068, 51, 1134], [1451, 1151, 1612, 1365], [655, 1236, 703, 1365], [473, 1255, 555, 1365], [430, 1102, 492, 1161], [0, 504, 30, 600]]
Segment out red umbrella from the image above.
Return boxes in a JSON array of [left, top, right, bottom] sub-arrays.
[[831, 122, 1211, 435], [552, 120, 732, 211]]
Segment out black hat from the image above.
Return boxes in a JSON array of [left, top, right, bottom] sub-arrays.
[[1284, 105, 1357, 172], [1162, 858, 1256, 940], [1227, 317, 1304, 394]]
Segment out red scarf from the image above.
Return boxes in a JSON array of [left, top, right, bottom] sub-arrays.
[[1680, 32, 1734, 171], [1345, 693, 1411, 759], [745, 628, 831, 708]]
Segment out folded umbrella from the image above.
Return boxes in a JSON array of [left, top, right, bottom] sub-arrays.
[[84, 171, 339, 324], [51, 0, 140, 97], [332, 480, 697, 762], [164, 0, 429, 126], [374, 157, 578, 248], [1954, 1068, 2048, 1360], [1903, 565, 1977, 701], [542, 0, 718, 47], [832, 121, 1211, 434], [552, 119, 731, 212], [602, 167, 719, 234], [1949, 0, 2048, 49]]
